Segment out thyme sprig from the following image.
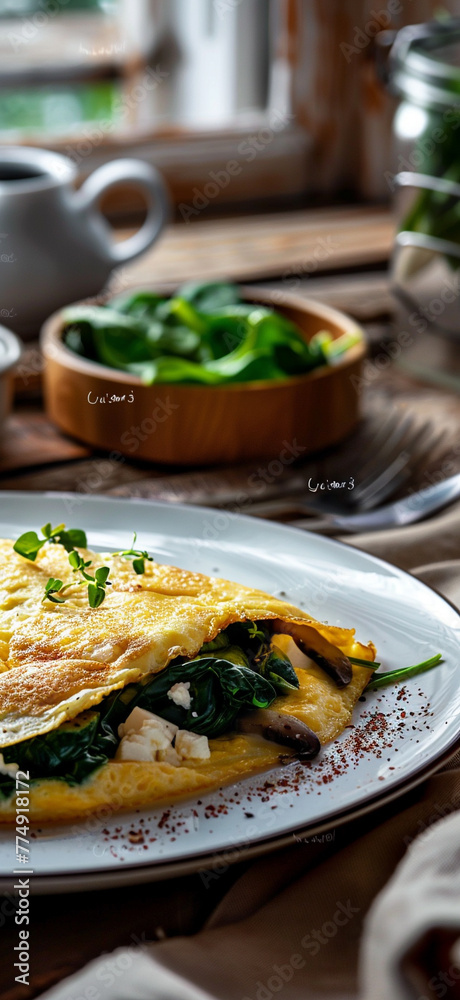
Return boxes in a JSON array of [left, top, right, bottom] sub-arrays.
[[113, 532, 154, 575], [68, 551, 112, 608], [13, 522, 87, 561], [14, 522, 111, 609], [14, 522, 154, 608]]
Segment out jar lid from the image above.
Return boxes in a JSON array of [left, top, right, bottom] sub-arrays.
[[390, 19, 460, 108]]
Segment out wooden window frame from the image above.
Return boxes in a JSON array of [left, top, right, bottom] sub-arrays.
[[0, 0, 313, 211]]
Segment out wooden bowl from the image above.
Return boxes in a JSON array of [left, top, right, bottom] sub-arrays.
[[41, 289, 366, 466]]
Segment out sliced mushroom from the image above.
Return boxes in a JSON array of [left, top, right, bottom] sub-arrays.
[[273, 620, 352, 688], [237, 709, 320, 760]]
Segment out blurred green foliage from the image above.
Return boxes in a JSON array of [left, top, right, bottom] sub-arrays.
[[0, 81, 120, 133], [0, 0, 115, 15]]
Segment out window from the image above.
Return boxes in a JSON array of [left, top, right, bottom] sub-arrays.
[[5, 1, 450, 211], [0, 0, 310, 210]]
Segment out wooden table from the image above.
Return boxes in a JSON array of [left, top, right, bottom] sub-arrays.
[[2, 269, 459, 501], [1, 207, 459, 1000], [2, 205, 459, 496]]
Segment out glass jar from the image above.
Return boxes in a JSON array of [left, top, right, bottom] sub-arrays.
[[391, 20, 460, 190], [388, 20, 460, 385]]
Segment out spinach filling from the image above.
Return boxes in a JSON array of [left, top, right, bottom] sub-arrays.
[[0, 621, 298, 800]]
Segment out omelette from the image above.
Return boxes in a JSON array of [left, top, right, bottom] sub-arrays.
[[0, 531, 377, 822]]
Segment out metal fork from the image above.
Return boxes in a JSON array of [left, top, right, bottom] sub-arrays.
[[247, 411, 446, 519], [287, 473, 460, 535], [109, 408, 446, 519]]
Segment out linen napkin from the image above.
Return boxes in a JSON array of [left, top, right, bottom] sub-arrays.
[[37, 503, 460, 1000]]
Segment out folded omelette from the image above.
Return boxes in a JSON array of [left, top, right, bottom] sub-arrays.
[[0, 537, 376, 822]]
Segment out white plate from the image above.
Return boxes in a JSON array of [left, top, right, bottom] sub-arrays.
[[0, 492, 459, 894]]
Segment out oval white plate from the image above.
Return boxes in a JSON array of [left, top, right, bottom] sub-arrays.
[[0, 492, 459, 894]]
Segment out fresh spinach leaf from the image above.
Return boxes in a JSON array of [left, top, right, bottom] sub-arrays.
[[128, 356, 224, 385], [179, 281, 241, 313], [2, 712, 105, 785], [0, 775, 15, 801], [134, 656, 278, 737], [62, 279, 358, 386], [110, 291, 166, 320], [258, 647, 300, 693], [0, 621, 293, 796]]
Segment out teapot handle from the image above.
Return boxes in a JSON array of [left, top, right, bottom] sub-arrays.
[[76, 159, 170, 265]]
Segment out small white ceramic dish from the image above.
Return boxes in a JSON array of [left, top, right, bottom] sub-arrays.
[[0, 325, 21, 434]]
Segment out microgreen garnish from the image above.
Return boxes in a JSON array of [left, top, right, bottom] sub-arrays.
[[42, 523, 87, 552], [42, 579, 66, 604], [114, 532, 154, 575], [15, 522, 153, 607], [69, 550, 97, 581], [67, 551, 112, 607], [367, 654, 443, 690], [88, 568, 111, 609], [14, 523, 88, 561], [13, 530, 46, 561], [14, 521, 111, 609]]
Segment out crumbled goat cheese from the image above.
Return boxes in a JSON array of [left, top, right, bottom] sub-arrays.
[[116, 720, 172, 762], [157, 745, 181, 767], [175, 730, 210, 761], [116, 736, 152, 763], [116, 707, 209, 766], [118, 707, 178, 741], [167, 681, 192, 710]]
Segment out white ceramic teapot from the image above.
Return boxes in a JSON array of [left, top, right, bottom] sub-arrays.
[[0, 146, 169, 338]]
